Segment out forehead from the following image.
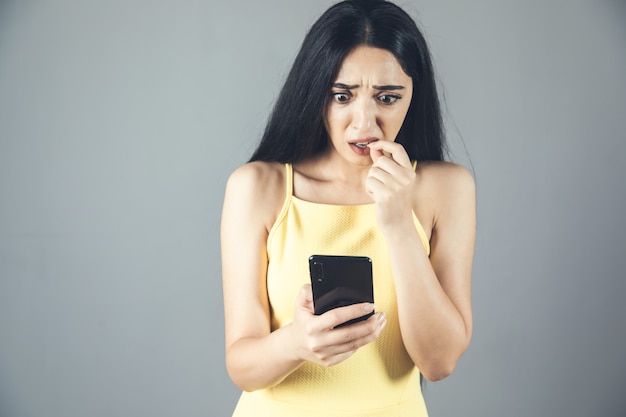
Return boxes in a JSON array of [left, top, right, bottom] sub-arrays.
[[335, 46, 411, 83]]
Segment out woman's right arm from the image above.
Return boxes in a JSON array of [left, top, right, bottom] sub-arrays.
[[221, 163, 386, 392], [221, 162, 302, 391]]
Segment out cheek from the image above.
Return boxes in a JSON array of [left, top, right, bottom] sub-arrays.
[[396, 110, 409, 126], [384, 108, 409, 130], [380, 108, 410, 140], [395, 102, 412, 125], [325, 109, 350, 133]]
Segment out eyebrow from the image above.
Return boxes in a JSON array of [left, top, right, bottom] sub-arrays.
[[333, 83, 406, 91]]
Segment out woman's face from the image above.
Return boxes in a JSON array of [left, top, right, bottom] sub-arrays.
[[325, 46, 413, 163]]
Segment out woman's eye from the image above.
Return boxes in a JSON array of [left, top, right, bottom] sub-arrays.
[[332, 92, 351, 103], [378, 94, 400, 104]]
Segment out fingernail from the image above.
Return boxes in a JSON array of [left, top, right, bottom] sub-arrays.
[[363, 303, 375, 313]]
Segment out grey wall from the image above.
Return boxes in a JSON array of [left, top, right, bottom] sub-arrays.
[[1, 0, 624, 416]]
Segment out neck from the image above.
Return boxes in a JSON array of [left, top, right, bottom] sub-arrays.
[[292, 151, 374, 205], [309, 150, 372, 184]]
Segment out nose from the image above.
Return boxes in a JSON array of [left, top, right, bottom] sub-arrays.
[[351, 98, 376, 132]]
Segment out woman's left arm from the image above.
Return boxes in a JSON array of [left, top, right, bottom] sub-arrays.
[[366, 141, 475, 382]]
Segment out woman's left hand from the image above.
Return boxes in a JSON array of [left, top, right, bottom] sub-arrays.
[[366, 141, 415, 231]]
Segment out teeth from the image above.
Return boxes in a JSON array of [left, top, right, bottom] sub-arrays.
[[355, 142, 369, 148]]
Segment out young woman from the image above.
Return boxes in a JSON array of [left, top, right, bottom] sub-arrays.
[[221, 1, 475, 415]]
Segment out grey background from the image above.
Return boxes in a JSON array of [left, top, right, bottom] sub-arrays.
[[1, 0, 625, 416]]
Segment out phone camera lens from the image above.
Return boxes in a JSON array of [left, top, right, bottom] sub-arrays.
[[312, 261, 324, 281]]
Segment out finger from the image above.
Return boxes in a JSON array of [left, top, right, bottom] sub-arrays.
[[368, 153, 416, 190], [321, 302, 376, 330], [365, 173, 389, 197], [367, 141, 411, 167], [326, 312, 387, 351], [368, 140, 409, 163], [369, 146, 385, 163], [308, 313, 387, 366], [296, 284, 315, 313], [301, 284, 313, 302], [367, 163, 395, 185]]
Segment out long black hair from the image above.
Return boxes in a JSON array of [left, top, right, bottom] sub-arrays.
[[249, 0, 445, 163]]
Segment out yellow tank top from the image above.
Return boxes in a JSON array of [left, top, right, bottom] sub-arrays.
[[232, 163, 431, 417]]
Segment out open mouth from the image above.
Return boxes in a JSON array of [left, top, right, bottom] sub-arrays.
[[352, 139, 378, 149]]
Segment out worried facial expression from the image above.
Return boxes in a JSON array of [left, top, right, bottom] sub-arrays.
[[324, 46, 413, 162]]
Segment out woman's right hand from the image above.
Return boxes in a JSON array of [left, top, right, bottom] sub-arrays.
[[288, 284, 387, 367]]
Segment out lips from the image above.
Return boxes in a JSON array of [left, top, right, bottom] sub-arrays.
[[348, 138, 379, 156], [350, 138, 379, 148]]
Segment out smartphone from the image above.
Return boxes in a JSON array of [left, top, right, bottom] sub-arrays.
[[308, 255, 374, 327]]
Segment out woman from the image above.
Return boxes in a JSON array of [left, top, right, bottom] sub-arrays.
[[220, 0, 475, 415]]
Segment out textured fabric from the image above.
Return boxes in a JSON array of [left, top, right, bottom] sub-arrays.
[[232, 163, 431, 417]]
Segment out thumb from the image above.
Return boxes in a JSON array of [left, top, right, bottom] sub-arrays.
[[297, 284, 315, 313]]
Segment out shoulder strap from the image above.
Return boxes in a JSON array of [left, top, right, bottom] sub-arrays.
[[284, 163, 293, 199]]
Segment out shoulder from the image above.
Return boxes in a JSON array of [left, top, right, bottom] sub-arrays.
[[415, 160, 473, 182], [223, 161, 287, 232], [226, 161, 285, 193], [415, 161, 475, 195], [413, 161, 476, 229]]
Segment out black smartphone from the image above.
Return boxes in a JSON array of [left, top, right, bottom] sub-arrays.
[[308, 255, 374, 327]]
